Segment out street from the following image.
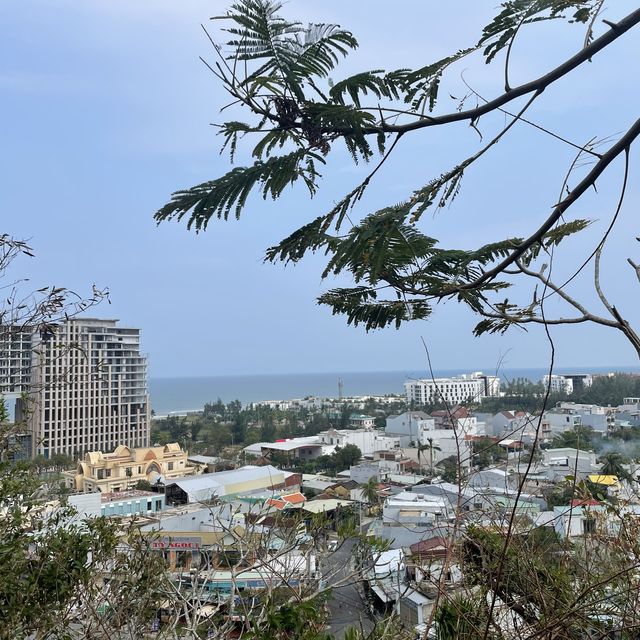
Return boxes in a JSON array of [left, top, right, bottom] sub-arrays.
[[324, 536, 376, 639]]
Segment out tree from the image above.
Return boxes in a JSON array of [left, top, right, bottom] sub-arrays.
[[598, 451, 630, 479], [360, 476, 379, 506], [152, 2, 640, 638], [0, 238, 169, 638], [332, 443, 362, 470], [418, 438, 441, 475], [156, 0, 640, 359], [472, 437, 507, 470], [552, 424, 595, 450]]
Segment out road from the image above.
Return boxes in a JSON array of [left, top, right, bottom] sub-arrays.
[[324, 536, 376, 639]]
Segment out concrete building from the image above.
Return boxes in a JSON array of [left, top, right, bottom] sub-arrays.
[[385, 411, 433, 446], [349, 414, 376, 429], [243, 436, 328, 461], [404, 372, 500, 406], [5, 318, 151, 458], [349, 461, 384, 484], [67, 488, 165, 518], [539, 447, 599, 481], [0, 326, 33, 396], [542, 373, 593, 395], [317, 428, 399, 457], [382, 491, 449, 526], [64, 442, 194, 493]]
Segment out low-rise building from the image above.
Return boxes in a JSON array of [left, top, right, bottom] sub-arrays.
[[349, 414, 376, 429], [64, 442, 195, 493], [385, 412, 433, 446], [542, 447, 598, 478], [317, 428, 399, 457], [382, 491, 449, 526], [243, 436, 327, 461], [164, 465, 301, 505], [67, 488, 165, 517]]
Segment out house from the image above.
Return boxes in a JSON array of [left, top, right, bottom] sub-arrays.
[[325, 480, 359, 499], [382, 491, 449, 526], [243, 436, 327, 462], [317, 428, 399, 457], [373, 450, 419, 475], [64, 443, 196, 493], [385, 411, 433, 446], [485, 411, 537, 442], [430, 406, 483, 436], [541, 447, 599, 480], [349, 414, 376, 429], [404, 536, 460, 595], [349, 461, 385, 484]]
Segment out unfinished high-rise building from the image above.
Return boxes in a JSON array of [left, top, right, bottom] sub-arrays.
[[1, 318, 150, 458]]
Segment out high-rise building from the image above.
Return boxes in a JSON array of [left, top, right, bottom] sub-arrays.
[[404, 371, 501, 406], [2, 318, 150, 458]]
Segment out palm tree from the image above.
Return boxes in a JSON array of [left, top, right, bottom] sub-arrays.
[[598, 451, 630, 480], [360, 476, 379, 506], [418, 438, 441, 476]]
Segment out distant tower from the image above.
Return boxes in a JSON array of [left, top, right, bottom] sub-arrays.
[[338, 377, 344, 401]]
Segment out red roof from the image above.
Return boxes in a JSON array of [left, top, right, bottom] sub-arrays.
[[570, 499, 601, 507], [282, 492, 305, 504], [409, 536, 450, 557], [267, 492, 306, 510]]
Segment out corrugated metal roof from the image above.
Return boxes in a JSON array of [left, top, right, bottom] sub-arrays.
[[166, 465, 285, 499]]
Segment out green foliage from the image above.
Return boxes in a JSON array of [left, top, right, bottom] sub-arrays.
[[479, 0, 599, 63], [156, 0, 604, 338], [245, 595, 332, 640], [462, 524, 572, 630], [0, 464, 166, 638], [472, 437, 508, 469], [434, 594, 489, 640], [155, 150, 325, 231], [552, 424, 595, 450], [436, 455, 459, 483], [597, 451, 631, 480]]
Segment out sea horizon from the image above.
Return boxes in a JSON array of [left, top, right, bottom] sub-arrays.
[[149, 365, 640, 415]]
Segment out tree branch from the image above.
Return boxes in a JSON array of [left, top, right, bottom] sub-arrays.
[[438, 116, 640, 297], [324, 8, 640, 135]]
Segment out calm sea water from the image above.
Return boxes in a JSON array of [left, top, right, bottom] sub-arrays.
[[149, 366, 639, 415]]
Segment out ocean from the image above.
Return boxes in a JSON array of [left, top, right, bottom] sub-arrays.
[[148, 366, 640, 415]]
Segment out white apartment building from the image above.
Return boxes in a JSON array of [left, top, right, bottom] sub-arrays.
[[542, 373, 593, 395], [7, 318, 150, 458], [404, 372, 500, 406]]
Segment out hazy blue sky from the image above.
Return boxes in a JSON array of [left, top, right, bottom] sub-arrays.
[[2, 1, 640, 377]]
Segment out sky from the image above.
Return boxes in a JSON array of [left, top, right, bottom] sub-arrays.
[[2, 1, 640, 378]]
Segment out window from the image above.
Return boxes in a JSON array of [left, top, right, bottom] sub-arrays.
[[583, 517, 596, 535], [168, 462, 174, 471]]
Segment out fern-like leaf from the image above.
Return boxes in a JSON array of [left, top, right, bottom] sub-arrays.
[[155, 150, 324, 231]]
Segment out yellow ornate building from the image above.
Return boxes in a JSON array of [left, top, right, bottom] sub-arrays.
[[64, 443, 196, 493]]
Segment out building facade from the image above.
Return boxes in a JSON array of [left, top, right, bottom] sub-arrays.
[[404, 372, 500, 406], [317, 428, 399, 457], [542, 373, 593, 395], [64, 442, 194, 493], [7, 318, 150, 458]]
